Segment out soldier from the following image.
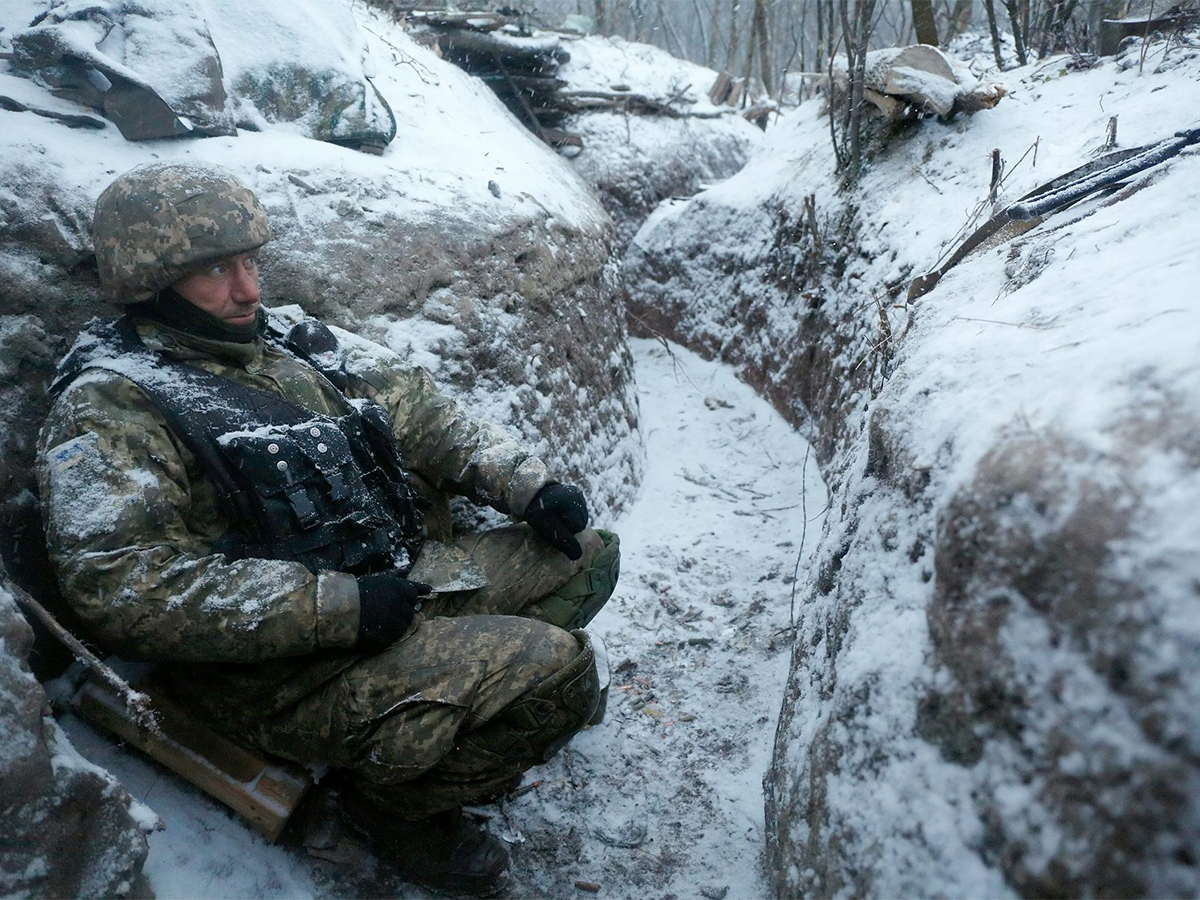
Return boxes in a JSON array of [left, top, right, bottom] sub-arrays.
[[36, 162, 621, 897]]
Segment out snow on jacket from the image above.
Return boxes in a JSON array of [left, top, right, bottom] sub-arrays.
[[37, 306, 551, 664]]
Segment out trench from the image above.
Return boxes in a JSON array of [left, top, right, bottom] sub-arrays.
[[57, 333, 829, 899]]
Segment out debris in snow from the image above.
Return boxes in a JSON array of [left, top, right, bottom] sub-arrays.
[[419, 18, 581, 149], [835, 45, 1006, 120]]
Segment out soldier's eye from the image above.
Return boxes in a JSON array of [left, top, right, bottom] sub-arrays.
[[244, 255, 259, 271], [207, 263, 228, 277]]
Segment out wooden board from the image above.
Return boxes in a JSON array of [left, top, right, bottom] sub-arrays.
[[74, 680, 311, 842]]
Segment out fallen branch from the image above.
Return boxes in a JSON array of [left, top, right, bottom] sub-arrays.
[[10, 580, 159, 733], [908, 123, 1200, 300], [560, 89, 730, 119]]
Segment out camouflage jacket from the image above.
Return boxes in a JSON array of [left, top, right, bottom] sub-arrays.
[[37, 306, 550, 667]]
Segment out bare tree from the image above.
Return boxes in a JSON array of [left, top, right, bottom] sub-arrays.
[[704, 0, 722, 66], [1002, 0, 1029, 63], [750, 0, 775, 95], [984, 0, 1007, 68], [911, 0, 939, 43], [949, 0, 973, 37], [836, 0, 878, 180], [727, 0, 742, 69]]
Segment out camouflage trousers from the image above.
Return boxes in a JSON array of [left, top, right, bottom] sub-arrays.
[[241, 524, 619, 819]]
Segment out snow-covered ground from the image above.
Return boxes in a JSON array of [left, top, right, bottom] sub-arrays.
[[61, 336, 827, 899], [625, 28, 1200, 898]]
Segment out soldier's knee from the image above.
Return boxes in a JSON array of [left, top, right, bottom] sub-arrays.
[[474, 629, 601, 764], [533, 530, 620, 631]]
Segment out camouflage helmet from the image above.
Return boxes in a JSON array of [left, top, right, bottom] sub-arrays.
[[93, 162, 272, 303]]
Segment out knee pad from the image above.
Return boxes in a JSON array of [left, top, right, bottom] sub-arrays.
[[535, 530, 621, 631], [472, 629, 601, 765]]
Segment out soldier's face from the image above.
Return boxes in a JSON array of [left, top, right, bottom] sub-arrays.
[[173, 252, 261, 325]]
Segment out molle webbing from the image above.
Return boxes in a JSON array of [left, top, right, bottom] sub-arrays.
[[51, 316, 425, 575]]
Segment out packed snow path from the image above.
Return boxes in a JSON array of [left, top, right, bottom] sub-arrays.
[[62, 337, 827, 899]]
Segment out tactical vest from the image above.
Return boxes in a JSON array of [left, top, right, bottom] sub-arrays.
[[51, 315, 425, 576]]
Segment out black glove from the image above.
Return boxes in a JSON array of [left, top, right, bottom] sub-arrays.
[[355, 573, 431, 650], [524, 483, 589, 561]]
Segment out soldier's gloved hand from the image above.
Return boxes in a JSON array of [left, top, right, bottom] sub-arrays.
[[524, 483, 589, 561], [355, 573, 431, 650]]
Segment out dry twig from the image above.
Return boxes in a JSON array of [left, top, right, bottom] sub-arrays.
[[10, 582, 159, 733]]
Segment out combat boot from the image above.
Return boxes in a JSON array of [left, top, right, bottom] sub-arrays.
[[341, 790, 510, 897]]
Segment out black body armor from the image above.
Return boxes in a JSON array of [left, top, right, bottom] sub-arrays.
[[51, 316, 425, 576]]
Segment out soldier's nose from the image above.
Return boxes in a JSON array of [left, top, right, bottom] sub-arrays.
[[231, 264, 260, 303]]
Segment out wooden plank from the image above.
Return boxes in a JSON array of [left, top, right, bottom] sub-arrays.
[[726, 79, 744, 108], [708, 71, 732, 105], [75, 680, 311, 842], [477, 73, 566, 92], [1099, 9, 1200, 55], [436, 30, 568, 68]]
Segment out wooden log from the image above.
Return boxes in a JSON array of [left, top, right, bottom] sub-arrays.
[[528, 106, 569, 121], [1099, 9, 1200, 55], [435, 29, 569, 69], [405, 10, 510, 32], [541, 127, 584, 149], [477, 73, 567, 92], [863, 87, 911, 119], [75, 679, 311, 842], [708, 71, 733, 105], [559, 90, 684, 118], [726, 79, 744, 108]]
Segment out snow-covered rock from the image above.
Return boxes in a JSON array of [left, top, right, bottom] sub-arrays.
[[8, 0, 396, 147], [559, 36, 763, 247], [10, 0, 234, 140], [0, 571, 152, 899], [625, 35, 1200, 898]]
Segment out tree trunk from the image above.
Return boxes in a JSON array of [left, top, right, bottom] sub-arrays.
[[692, 0, 714, 67], [741, 17, 756, 91], [984, 0, 1006, 69], [632, 0, 647, 42], [728, 0, 742, 71], [753, 0, 775, 97], [837, 0, 876, 181], [911, 0, 939, 45], [816, 0, 825, 73], [950, 0, 974, 35], [656, 0, 687, 57], [1003, 0, 1029, 64]]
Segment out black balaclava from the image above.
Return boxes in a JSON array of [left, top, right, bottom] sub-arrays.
[[128, 288, 266, 344]]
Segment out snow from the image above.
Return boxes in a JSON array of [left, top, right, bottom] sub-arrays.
[[0, 0, 603, 259], [6, 0, 1198, 890], [627, 27, 1200, 897], [0, 584, 41, 772], [558, 34, 733, 114], [54, 336, 827, 899]]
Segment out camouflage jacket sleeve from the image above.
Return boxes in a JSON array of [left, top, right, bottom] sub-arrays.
[[37, 370, 360, 663], [331, 328, 551, 518]]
